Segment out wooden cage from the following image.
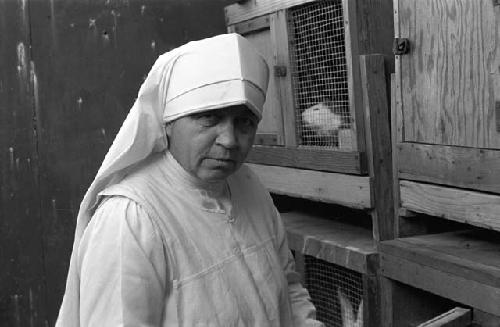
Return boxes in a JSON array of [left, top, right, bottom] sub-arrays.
[[224, 0, 394, 210], [283, 211, 379, 327], [379, 0, 500, 325]]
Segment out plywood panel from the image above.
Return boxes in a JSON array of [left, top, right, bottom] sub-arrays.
[[242, 25, 285, 145], [0, 1, 48, 325], [399, 0, 500, 148], [27, 0, 233, 324]]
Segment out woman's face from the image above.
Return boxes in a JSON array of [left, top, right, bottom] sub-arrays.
[[165, 105, 258, 182]]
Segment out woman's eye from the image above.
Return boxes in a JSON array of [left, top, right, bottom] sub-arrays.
[[237, 117, 257, 130], [196, 113, 220, 126]]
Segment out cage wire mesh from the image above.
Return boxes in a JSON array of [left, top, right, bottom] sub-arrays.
[[289, 0, 352, 149], [304, 255, 363, 327]]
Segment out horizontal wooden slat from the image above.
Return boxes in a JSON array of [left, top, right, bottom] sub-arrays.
[[247, 146, 366, 174], [400, 180, 500, 231], [225, 0, 316, 25], [380, 230, 500, 316], [398, 143, 500, 194], [247, 163, 372, 209], [230, 14, 270, 34], [282, 211, 377, 274], [381, 253, 500, 316], [417, 308, 471, 327], [380, 231, 500, 289]]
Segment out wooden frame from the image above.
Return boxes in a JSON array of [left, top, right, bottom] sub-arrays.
[[282, 211, 380, 327], [247, 163, 371, 209], [380, 230, 500, 316], [227, 0, 394, 175]]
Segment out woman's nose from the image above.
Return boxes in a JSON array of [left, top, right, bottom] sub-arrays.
[[216, 120, 238, 148]]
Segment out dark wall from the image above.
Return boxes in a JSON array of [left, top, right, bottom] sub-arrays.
[[0, 0, 234, 325]]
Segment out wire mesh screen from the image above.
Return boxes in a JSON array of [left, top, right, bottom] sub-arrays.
[[289, 0, 352, 149], [304, 255, 363, 327]]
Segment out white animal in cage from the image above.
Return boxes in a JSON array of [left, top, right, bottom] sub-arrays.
[[338, 288, 363, 327], [302, 102, 343, 137]]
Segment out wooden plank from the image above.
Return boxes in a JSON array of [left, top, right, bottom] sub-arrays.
[[380, 253, 500, 316], [417, 308, 471, 327], [0, 1, 48, 326], [230, 14, 270, 34], [344, 0, 362, 153], [271, 10, 297, 147], [398, 143, 500, 194], [225, 0, 317, 25], [379, 277, 394, 327], [247, 146, 366, 174], [399, 0, 500, 149], [248, 163, 372, 208], [400, 180, 500, 231], [282, 211, 377, 274], [380, 230, 500, 288], [360, 54, 396, 241], [363, 274, 381, 327], [28, 0, 235, 324], [243, 28, 285, 145]]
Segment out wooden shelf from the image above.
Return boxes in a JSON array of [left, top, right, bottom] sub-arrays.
[[248, 163, 372, 209], [281, 210, 377, 275], [380, 230, 500, 316]]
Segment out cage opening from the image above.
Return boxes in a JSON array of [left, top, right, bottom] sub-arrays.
[[303, 255, 363, 327], [289, 0, 352, 149]]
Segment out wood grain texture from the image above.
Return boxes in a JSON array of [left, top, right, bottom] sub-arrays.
[[247, 163, 372, 208], [381, 254, 500, 316], [380, 230, 500, 289], [281, 211, 377, 274], [271, 10, 297, 147], [27, 0, 234, 323], [243, 27, 285, 145], [247, 146, 366, 174], [417, 308, 471, 327], [400, 180, 500, 231], [225, 0, 317, 25], [398, 143, 500, 193], [0, 1, 48, 326], [380, 230, 500, 316], [360, 54, 396, 241], [399, 0, 500, 148]]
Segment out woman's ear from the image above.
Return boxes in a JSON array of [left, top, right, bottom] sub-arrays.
[[164, 122, 173, 138]]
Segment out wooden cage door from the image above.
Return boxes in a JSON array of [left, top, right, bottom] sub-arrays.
[[228, 14, 286, 146], [394, 0, 500, 193], [397, 0, 500, 149]]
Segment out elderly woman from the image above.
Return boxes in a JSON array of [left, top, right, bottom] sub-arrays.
[[56, 34, 323, 327]]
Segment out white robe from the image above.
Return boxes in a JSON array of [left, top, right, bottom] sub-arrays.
[[76, 152, 324, 327]]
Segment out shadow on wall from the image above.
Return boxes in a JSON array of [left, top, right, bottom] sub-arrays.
[[0, 0, 234, 326]]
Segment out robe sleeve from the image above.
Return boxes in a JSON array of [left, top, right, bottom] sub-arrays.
[[77, 196, 168, 327], [274, 209, 325, 327]]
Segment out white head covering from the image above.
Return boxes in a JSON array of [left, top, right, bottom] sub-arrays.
[[56, 33, 269, 326]]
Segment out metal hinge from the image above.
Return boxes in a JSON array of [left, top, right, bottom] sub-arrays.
[[274, 65, 287, 77], [393, 38, 410, 55]]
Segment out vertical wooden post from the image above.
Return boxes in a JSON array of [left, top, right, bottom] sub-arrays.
[[360, 54, 396, 241]]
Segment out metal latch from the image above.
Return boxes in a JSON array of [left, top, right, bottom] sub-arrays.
[[393, 38, 410, 55], [274, 65, 287, 77], [493, 0, 500, 6]]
